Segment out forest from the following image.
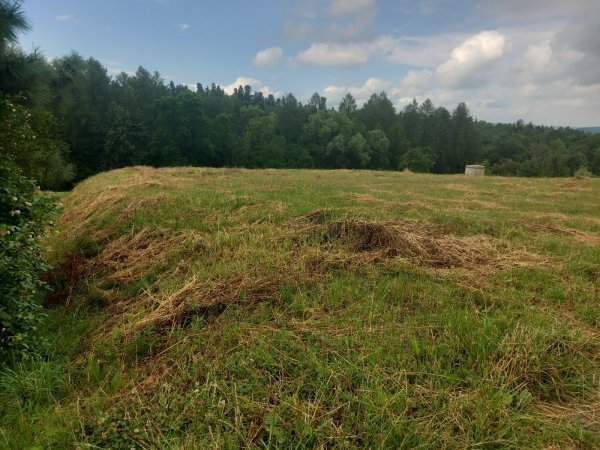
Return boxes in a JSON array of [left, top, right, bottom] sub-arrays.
[[0, 53, 600, 189], [2, 39, 599, 190]]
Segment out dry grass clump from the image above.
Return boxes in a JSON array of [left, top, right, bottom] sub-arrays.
[[59, 191, 126, 225], [128, 272, 298, 333], [519, 220, 600, 246], [84, 224, 317, 335], [93, 228, 205, 285], [324, 219, 538, 270], [59, 193, 170, 243], [558, 181, 592, 191], [343, 193, 380, 203], [444, 183, 493, 195]]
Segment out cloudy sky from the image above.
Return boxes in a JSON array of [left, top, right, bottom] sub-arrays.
[[20, 0, 600, 126]]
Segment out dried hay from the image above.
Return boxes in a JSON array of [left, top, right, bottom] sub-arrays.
[[58, 193, 171, 244], [519, 220, 600, 246], [80, 223, 316, 335], [324, 219, 539, 271], [59, 191, 126, 225], [344, 193, 380, 203], [444, 183, 493, 195], [470, 199, 510, 210], [129, 273, 291, 332], [558, 182, 592, 192], [94, 228, 205, 285], [271, 201, 287, 213]]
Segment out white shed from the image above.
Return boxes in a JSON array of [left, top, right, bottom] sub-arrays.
[[465, 165, 485, 176]]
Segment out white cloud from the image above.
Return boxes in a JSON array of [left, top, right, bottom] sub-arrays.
[[328, 0, 377, 17], [253, 47, 284, 66], [291, 0, 320, 19], [323, 85, 347, 103], [436, 31, 506, 88], [297, 42, 371, 67], [324, 77, 391, 106], [274, 1, 599, 126], [521, 41, 553, 78], [400, 69, 433, 89], [223, 76, 261, 95], [222, 76, 282, 98], [179, 23, 190, 30], [294, 33, 465, 68], [259, 85, 284, 98], [56, 14, 74, 21]]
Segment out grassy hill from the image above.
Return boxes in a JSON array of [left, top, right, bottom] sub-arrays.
[[1, 167, 599, 448]]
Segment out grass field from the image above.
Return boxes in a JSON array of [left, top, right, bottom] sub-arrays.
[[1, 166, 599, 448]]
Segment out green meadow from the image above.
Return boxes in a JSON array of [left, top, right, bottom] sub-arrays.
[[1, 167, 599, 449]]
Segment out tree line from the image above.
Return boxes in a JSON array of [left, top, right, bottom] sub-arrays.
[[2, 6, 600, 191]]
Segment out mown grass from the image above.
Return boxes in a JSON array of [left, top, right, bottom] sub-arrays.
[[1, 167, 599, 448]]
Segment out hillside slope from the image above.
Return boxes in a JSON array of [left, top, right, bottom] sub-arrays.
[[2, 167, 599, 448]]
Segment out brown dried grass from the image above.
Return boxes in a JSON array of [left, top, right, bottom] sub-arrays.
[[324, 219, 539, 271], [129, 273, 292, 332], [444, 183, 493, 195], [59, 191, 126, 225], [84, 223, 317, 335], [93, 228, 205, 285], [519, 220, 600, 246], [344, 193, 380, 203], [557, 182, 592, 192]]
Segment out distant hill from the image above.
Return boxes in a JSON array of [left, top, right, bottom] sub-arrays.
[[580, 127, 600, 134]]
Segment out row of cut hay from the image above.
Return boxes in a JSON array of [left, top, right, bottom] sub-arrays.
[[92, 227, 205, 285], [323, 219, 541, 271], [58, 165, 197, 230], [59, 191, 126, 226], [518, 220, 600, 246], [83, 223, 317, 337], [97, 262, 314, 338], [127, 271, 302, 333]]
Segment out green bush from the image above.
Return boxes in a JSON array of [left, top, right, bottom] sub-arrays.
[[0, 95, 74, 190], [0, 157, 57, 360], [574, 166, 592, 179]]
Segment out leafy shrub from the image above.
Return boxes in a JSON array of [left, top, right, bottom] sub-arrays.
[[0, 95, 74, 190], [398, 147, 435, 173], [0, 157, 57, 360], [574, 166, 592, 179]]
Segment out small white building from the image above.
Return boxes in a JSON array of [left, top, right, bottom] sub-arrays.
[[465, 165, 485, 176]]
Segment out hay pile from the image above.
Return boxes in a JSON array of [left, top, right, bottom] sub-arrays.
[[82, 226, 313, 335], [322, 219, 539, 271], [94, 227, 205, 284], [292, 212, 541, 273]]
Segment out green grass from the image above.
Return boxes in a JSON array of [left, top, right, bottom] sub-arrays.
[[1, 167, 599, 448]]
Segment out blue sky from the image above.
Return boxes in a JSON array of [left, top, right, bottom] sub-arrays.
[[19, 0, 600, 126]]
